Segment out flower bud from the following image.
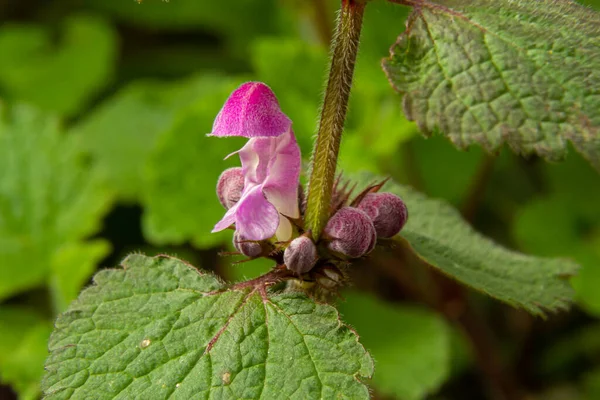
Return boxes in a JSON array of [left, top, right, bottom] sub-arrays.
[[217, 167, 244, 209], [357, 192, 408, 238], [284, 236, 318, 274], [324, 207, 376, 258], [233, 232, 264, 258]]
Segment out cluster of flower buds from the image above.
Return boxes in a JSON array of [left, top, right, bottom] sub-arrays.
[[323, 192, 408, 259], [210, 81, 409, 288]]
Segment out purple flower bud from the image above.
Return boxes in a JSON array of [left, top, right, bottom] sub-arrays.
[[324, 207, 376, 258], [233, 232, 264, 258], [357, 192, 408, 238], [217, 167, 244, 209], [284, 236, 318, 274]]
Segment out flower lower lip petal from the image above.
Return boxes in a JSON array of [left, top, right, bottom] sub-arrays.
[[231, 186, 280, 241]]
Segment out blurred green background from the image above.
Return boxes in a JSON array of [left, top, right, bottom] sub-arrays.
[[1, 0, 600, 399]]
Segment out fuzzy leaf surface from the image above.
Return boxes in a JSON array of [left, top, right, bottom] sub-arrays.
[[43, 254, 373, 399], [356, 174, 578, 316], [383, 0, 600, 171]]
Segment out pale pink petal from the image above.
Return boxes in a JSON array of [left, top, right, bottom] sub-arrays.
[[262, 129, 301, 218], [212, 206, 237, 232], [238, 138, 269, 185], [233, 186, 280, 240], [211, 82, 292, 138]]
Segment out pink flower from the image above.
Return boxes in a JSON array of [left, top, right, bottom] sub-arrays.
[[211, 82, 301, 241]]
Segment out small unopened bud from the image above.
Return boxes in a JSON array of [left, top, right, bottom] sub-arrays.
[[358, 192, 408, 238], [284, 236, 318, 274], [217, 167, 244, 209], [324, 207, 376, 258], [233, 232, 267, 258]]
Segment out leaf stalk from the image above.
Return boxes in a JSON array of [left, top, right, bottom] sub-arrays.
[[305, 0, 366, 240]]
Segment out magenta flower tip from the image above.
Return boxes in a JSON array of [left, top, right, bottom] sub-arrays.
[[211, 82, 292, 138]]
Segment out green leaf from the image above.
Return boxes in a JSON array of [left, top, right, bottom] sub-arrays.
[[338, 291, 450, 400], [0, 306, 52, 400], [382, 0, 600, 171], [0, 105, 112, 301], [141, 78, 249, 248], [73, 75, 224, 201], [43, 254, 374, 399], [354, 173, 578, 316], [0, 14, 117, 116]]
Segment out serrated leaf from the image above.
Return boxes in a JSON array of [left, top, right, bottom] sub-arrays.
[[338, 291, 450, 400], [0, 105, 112, 301], [0, 14, 117, 116], [141, 78, 251, 248], [383, 0, 600, 171], [0, 306, 52, 400], [73, 75, 224, 200], [354, 174, 578, 316], [43, 254, 374, 399]]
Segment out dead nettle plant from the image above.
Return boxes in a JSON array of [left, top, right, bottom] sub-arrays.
[[43, 1, 600, 399]]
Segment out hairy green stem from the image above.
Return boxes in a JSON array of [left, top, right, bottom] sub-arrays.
[[305, 0, 366, 239]]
